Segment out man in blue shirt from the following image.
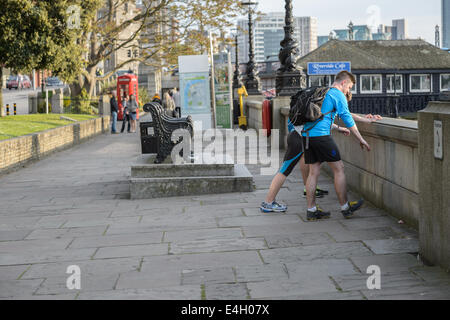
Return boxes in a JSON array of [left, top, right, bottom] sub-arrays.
[[303, 71, 370, 221]]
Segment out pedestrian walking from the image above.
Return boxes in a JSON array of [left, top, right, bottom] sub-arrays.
[[127, 94, 138, 133], [110, 91, 118, 134], [172, 88, 181, 117], [120, 94, 131, 133], [163, 91, 176, 117]]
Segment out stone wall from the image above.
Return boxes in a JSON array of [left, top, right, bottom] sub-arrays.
[[326, 118, 420, 228], [245, 98, 264, 130], [418, 101, 450, 270], [0, 116, 110, 175]]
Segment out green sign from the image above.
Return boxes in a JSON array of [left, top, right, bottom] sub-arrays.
[[213, 52, 233, 129]]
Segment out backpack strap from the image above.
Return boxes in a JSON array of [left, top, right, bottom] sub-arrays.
[[301, 109, 335, 149]]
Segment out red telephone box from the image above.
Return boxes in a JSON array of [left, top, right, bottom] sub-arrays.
[[117, 73, 139, 120]]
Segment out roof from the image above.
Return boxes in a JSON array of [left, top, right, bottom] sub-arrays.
[[298, 39, 450, 70]]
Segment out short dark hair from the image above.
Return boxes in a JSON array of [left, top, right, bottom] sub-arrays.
[[335, 71, 356, 84]]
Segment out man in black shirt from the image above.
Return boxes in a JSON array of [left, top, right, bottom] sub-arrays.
[[110, 91, 119, 134]]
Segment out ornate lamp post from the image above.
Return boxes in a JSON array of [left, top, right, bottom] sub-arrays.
[[276, 0, 305, 96], [232, 35, 243, 90], [241, 1, 261, 95]]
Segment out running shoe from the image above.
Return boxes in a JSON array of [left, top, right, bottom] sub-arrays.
[[303, 187, 328, 198], [341, 199, 364, 219], [306, 206, 331, 221], [260, 201, 287, 213]]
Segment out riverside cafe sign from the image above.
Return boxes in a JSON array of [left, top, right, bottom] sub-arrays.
[[307, 61, 351, 75]]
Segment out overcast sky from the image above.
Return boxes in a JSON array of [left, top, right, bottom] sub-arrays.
[[245, 0, 442, 44]]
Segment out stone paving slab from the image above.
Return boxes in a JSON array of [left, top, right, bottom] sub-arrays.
[[169, 238, 267, 255], [69, 232, 164, 249], [0, 265, 31, 280], [362, 238, 419, 254], [21, 257, 141, 280], [234, 263, 289, 283], [332, 272, 425, 291], [361, 283, 450, 300], [0, 248, 96, 266], [25, 226, 107, 240], [259, 242, 373, 264], [181, 267, 235, 285], [284, 259, 359, 278], [263, 232, 334, 249], [164, 228, 243, 242], [204, 283, 249, 300], [0, 279, 44, 298], [247, 277, 338, 299], [93, 243, 169, 259], [0, 130, 449, 300], [350, 253, 423, 274], [76, 285, 201, 300]]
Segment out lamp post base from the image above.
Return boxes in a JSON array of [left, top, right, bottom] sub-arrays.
[[276, 71, 306, 97], [243, 76, 261, 95]]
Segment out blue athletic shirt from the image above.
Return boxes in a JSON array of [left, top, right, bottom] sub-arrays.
[[301, 88, 355, 137]]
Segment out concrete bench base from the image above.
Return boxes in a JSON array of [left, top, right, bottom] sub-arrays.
[[129, 155, 255, 199]]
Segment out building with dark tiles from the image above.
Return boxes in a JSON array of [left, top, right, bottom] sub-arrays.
[[296, 39, 450, 116]]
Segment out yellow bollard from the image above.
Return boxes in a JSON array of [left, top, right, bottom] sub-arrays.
[[237, 85, 248, 130], [14, 103, 17, 115], [6, 104, 9, 116]]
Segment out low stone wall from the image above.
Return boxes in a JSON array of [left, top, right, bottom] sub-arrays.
[[325, 117, 420, 228], [245, 99, 263, 130], [0, 116, 110, 175]]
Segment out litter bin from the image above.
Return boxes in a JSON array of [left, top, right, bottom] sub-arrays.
[[140, 122, 159, 154]]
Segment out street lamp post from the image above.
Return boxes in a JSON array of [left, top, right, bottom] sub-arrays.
[[276, 0, 305, 96], [232, 35, 243, 90], [241, 1, 261, 95], [232, 34, 243, 125]]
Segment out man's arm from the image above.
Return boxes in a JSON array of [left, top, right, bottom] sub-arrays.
[[351, 113, 382, 123], [349, 125, 370, 151]]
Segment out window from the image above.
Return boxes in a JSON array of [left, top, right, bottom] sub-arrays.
[[309, 75, 331, 87], [440, 74, 450, 91], [387, 75, 403, 93], [410, 74, 431, 92], [351, 78, 357, 94], [360, 75, 382, 93]]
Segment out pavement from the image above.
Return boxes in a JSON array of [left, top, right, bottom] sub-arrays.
[[0, 125, 449, 300]]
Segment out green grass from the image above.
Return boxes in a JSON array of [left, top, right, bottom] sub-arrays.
[[0, 114, 98, 141]]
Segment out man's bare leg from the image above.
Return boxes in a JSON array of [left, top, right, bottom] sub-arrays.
[[327, 161, 347, 206], [299, 156, 309, 185], [306, 162, 321, 209], [265, 173, 287, 203]]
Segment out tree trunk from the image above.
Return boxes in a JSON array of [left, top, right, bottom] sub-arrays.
[[0, 67, 4, 117], [83, 67, 97, 97]]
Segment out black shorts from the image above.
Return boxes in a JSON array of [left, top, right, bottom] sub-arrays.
[[279, 131, 304, 177], [303, 135, 341, 164]]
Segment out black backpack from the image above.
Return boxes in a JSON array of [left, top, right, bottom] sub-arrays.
[[289, 86, 335, 149], [289, 86, 331, 126]]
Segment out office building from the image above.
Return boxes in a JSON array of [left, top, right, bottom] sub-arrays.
[[237, 12, 318, 63], [392, 19, 408, 40]]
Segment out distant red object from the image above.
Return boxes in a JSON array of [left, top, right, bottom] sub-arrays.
[[117, 73, 139, 120], [262, 99, 272, 137], [262, 88, 276, 98]]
